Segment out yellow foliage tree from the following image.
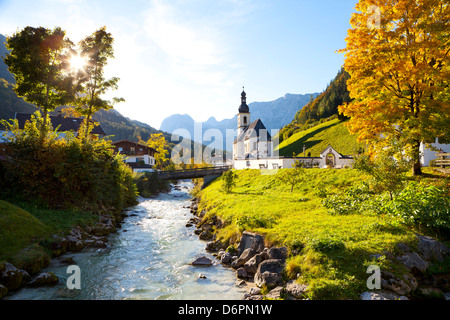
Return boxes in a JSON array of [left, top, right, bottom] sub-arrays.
[[339, 0, 450, 175], [146, 133, 169, 170]]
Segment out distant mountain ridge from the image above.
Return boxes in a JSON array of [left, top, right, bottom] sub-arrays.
[[160, 92, 319, 151]]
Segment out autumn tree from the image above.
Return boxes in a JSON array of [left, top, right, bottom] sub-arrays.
[[339, 0, 450, 175], [146, 133, 169, 170], [4, 26, 74, 139], [72, 27, 124, 141]]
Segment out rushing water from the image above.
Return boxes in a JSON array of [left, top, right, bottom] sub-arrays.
[[6, 181, 245, 300]]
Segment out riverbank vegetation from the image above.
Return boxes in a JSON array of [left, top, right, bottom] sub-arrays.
[[196, 168, 449, 299]]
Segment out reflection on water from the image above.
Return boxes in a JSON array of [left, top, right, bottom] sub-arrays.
[[6, 181, 245, 300]]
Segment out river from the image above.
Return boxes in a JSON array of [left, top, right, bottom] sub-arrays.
[[5, 181, 245, 300]]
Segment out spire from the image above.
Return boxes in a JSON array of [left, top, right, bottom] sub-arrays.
[[238, 87, 249, 113]]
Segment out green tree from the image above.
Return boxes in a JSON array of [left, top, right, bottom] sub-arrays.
[[72, 27, 124, 141], [4, 26, 74, 139], [222, 170, 236, 194], [353, 141, 411, 200], [278, 160, 305, 193]]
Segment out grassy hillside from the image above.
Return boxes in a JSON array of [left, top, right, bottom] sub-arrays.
[[276, 118, 363, 158], [196, 168, 448, 299]]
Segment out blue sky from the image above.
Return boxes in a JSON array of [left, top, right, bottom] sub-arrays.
[[0, 0, 359, 129]]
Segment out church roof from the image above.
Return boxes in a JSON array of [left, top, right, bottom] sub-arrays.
[[234, 119, 272, 143]]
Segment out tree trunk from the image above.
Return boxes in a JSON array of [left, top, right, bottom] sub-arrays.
[[412, 140, 422, 176]]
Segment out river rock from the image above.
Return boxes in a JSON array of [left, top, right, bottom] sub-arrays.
[[221, 252, 232, 264], [254, 259, 284, 289], [0, 263, 24, 291], [381, 271, 413, 295], [416, 234, 450, 262], [191, 256, 213, 267], [236, 267, 248, 279], [0, 284, 7, 299], [231, 248, 256, 269], [267, 247, 288, 261], [243, 253, 265, 274], [237, 232, 265, 256], [360, 291, 409, 300], [66, 235, 84, 252], [396, 252, 428, 275], [265, 286, 284, 300], [28, 272, 59, 287], [285, 281, 308, 299]]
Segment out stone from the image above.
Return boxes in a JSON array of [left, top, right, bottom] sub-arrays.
[[381, 271, 413, 295], [221, 252, 232, 265], [396, 252, 428, 275], [199, 230, 213, 241], [267, 247, 288, 261], [66, 235, 84, 252], [28, 272, 59, 287], [0, 284, 8, 299], [0, 263, 24, 291], [198, 274, 207, 279], [243, 253, 264, 274], [231, 248, 256, 269], [254, 259, 284, 289], [285, 281, 308, 299], [191, 256, 213, 267], [360, 291, 409, 300], [237, 232, 265, 255], [417, 234, 450, 262], [265, 286, 284, 300], [249, 287, 262, 295], [236, 267, 248, 279]]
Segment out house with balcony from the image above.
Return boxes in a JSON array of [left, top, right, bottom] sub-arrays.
[[112, 140, 157, 172]]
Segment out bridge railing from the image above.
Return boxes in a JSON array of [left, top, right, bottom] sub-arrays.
[[151, 165, 232, 175]]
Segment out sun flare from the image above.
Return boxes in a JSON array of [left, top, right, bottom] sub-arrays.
[[69, 54, 87, 71]]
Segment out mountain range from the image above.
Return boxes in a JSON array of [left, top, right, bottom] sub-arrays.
[[160, 93, 319, 151]]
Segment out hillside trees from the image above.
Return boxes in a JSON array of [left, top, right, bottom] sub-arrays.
[[339, 0, 450, 176]]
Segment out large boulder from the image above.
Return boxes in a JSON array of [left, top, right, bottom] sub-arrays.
[[416, 234, 450, 262], [231, 248, 256, 269], [396, 252, 428, 275], [254, 259, 284, 289], [0, 263, 24, 291], [237, 232, 265, 255]]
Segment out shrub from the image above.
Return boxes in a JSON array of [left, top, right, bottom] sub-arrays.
[[0, 112, 138, 213], [384, 182, 450, 234], [134, 172, 170, 198]]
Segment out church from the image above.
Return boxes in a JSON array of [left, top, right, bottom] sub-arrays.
[[233, 88, 273, 162], [231, 89, 355, 170]]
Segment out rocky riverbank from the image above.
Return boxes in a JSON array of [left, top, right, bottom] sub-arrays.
[[188, 196, 450, 300], [0, 210, 128, 299]]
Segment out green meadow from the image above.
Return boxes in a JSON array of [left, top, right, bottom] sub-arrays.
[[196, 168, 448, 299]]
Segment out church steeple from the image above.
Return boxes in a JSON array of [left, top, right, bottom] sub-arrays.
[[237, 87, 250, 135], [238, 87, 249, 113]]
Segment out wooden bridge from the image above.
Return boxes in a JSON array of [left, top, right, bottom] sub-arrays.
[[152, 166, 232, 181]]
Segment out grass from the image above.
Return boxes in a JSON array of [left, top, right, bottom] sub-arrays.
[[277, 118, 363, 157], [196, 168, 447, 300], [0, 199, 97, 267]]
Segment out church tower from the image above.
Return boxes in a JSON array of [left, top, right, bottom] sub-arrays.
[[237, 87, 250, 136]]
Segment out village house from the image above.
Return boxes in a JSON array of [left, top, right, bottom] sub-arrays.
[[112, 140, 157, 173]]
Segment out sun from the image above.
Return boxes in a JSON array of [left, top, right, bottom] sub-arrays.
[[69, 54, 87, 72]]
